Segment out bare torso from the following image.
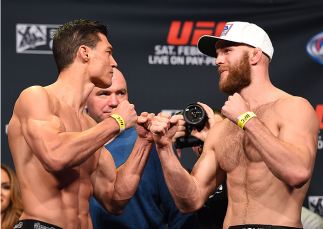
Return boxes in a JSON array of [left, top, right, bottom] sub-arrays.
[[8, 87, 99, 229], [216, 101, 306, 228]]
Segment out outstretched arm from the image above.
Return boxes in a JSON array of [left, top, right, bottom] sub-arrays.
[[91, 112, 155, 215], [151, 113, 225, 213], [11, 86, 137, 173], [222, 93, 319, 188]]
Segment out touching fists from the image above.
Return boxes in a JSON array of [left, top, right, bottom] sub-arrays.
[[136, 112, 156, 143], [150, 113, 178, 148]]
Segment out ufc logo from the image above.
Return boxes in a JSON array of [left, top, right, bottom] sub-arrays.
[[167, 21, 227, 46], [316, 104, 323, 129]]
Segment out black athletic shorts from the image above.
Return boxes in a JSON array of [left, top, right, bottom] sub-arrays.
[[229, 224, 302, 229], [14, 219, 63, 229]]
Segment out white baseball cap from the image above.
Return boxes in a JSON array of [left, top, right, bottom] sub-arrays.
[[197, 21, 274, 61]]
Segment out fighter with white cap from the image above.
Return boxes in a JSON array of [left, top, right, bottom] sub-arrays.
[[149, 22, 319, 229]]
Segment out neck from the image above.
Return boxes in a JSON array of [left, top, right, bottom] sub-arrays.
[[239, 69, 283, 109], [46, 66, 94, 116]]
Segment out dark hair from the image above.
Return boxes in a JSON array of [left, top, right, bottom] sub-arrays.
[[52, 19, 108, 73], [1, 163, 23, 229]]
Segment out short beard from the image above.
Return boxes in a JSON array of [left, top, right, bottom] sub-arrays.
[[218, 52, 251, 95]]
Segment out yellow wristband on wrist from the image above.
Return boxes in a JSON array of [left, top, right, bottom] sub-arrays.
[[237, 111, 257, 129], [110, 114, 126, 133]]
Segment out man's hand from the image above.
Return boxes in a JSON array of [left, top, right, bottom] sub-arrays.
[[171, 114, 186, 146], [172, 102, 223, 150], [136, 112, 155, 143], [111, 100, 137, 129], [190, 102, 220, 142], [221, 93, 250, 125], [150, 113, 178, 148]]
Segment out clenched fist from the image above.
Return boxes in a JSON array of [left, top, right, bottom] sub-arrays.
[[150, 113, 178, 148], [221, 93, 250, 125]]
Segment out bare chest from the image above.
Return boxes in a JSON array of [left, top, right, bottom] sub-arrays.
[[216, 104, 279, 172], [57, 104, 87, 132], [56, 103, 99, 183]]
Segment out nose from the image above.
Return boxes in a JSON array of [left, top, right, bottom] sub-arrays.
[[110, 55, 118, 68], [108, 93, 119, 108], [215, 55, 224, 66]]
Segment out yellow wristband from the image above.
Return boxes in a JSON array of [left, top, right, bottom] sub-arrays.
[[237, 111, 257, 129], [110, 114, 126, 133]]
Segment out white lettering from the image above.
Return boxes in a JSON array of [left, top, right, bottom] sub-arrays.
[[149, 45, 217, 66], [177, 46, 203, 56], [154, 45, 162, 55], [205, 57, 216, 66], [170, 56, 185, 65], [197, 57, 204, 65], [168, 46, 176, 55], [186, 56, 205, 65], [177, 46, 184, 55], [34, 222, 55, 229], [154, 45, 175, 55], [148, 55, 169, 65]]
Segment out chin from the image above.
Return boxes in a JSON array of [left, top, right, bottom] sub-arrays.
[[92, 78, 112, 88], [101, 113, 111, 120], [97, 82, 112, 88]]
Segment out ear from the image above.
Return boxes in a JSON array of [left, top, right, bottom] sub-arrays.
[[78, 45, 90, 62], [250, 47, 262, 65]]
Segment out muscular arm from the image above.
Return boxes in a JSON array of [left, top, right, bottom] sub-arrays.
[[156, 146, 199, 229], [91, 113, 155, 215], [151, 114, 225, 213], [14, 86, 135, 173], [243, 97, 319, 188]]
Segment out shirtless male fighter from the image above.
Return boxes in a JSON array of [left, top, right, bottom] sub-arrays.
[[8, 19, 155, 229], [149, 22, 320, 229]]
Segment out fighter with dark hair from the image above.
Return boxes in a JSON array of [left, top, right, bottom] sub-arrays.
[[8, 19, 155, 229]]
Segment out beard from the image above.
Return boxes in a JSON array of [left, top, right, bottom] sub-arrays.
[[218, 52, 251, 95]]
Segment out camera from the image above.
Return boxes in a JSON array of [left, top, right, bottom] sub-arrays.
[[175, 103, 207, 149]]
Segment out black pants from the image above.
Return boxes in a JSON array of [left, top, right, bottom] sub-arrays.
[[229, 225, 302, 229], [14, 219, 63, 229]]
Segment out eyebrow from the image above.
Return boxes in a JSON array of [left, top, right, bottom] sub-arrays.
[[96, 88, 127, 94], [108, 46, 114, 54], [117, 89, 127, 93], [97, 89, 109, 94]]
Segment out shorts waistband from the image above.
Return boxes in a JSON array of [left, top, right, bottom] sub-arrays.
[[14, 219, 63, 229], [229, 224, 302, 229]]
